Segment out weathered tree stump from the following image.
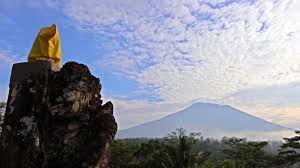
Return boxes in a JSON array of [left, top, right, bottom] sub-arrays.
[[0, 61, 118, 168]]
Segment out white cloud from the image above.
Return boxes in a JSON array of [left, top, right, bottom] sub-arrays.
[[56, 0, 300, 102], [50, 0, 300, 129], [0, 42, 23, 74], [0, 50, 18, 66], [0, 49, 19, 103]]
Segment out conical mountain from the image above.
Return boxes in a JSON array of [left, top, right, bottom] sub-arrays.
[[117, 103, 292, 140]]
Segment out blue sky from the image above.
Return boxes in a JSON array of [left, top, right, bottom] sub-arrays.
[[1, 0, 300, 130], [0, 0, 142, 101]]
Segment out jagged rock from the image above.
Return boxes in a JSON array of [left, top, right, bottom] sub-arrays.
[[0, 61, 118, 168]]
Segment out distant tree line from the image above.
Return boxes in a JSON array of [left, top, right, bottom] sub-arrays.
[[109, 128, 300, 168]]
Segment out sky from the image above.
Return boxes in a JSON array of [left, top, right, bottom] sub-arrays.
[[0, 0, 300, 130]]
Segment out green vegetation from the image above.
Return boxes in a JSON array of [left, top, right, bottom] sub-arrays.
[[279, 130, 300, 166], [110, 129, 300, 168]]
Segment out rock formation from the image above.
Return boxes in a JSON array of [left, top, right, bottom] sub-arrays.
[[0, 61, 117, 168]]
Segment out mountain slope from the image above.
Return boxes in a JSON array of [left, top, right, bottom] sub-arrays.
[[117, 103, 292, 139]]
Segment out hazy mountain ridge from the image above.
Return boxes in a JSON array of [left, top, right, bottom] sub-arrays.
[[117, 103, 292, 140]]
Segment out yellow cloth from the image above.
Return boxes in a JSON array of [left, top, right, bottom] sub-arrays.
[[28, 24, 62, 66]]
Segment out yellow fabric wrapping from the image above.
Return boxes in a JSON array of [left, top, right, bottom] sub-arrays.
[[28, 24, 62, 66]]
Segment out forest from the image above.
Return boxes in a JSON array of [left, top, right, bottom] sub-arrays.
[[109, 128, 300, 168]]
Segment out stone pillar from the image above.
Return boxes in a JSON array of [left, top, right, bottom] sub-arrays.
[[0, 61, 117, 168], [0, 61, 59, 168]]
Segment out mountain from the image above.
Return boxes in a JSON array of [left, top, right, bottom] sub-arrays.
[[117, 103, 293, 140]]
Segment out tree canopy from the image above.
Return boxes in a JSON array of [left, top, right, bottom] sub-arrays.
[[109, 128, 297, 168]]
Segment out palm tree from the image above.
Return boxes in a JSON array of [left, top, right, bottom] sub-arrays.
[[164, 128, 201, 168]]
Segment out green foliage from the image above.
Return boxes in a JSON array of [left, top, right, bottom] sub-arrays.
[[197, 159, 236, 168], [110, 128, 204, 168], [109, 140, 139, 168], [199, 160, 216, 168], [218, 159, 236, 168], [222, 137, 269, 168], [109, 129, 287, 168], [279, 130, 300, 166], [163, 128, 201, 168], [135, 140, 170, 168]]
